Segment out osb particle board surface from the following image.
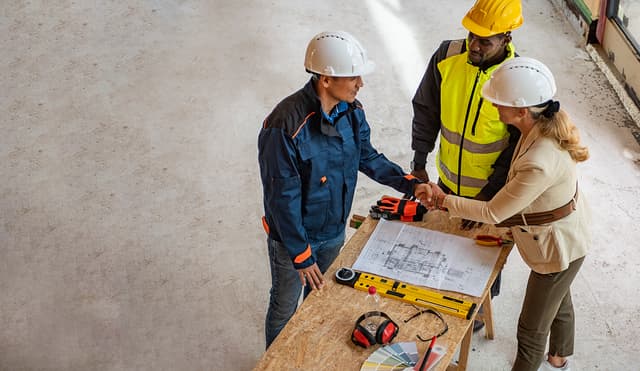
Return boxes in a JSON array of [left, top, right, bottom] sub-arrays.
[[254, 211, 513, 371]]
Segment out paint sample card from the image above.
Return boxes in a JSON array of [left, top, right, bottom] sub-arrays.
[[360, 342, 418, 371]]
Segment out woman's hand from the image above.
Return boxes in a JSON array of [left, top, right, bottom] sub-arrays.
[[427, 182, 447, 210]]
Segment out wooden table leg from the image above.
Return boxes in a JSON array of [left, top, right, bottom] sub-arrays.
[[453, 321, 474, 370], [477, 294, 494, 340], [449, 294, 494, 370]]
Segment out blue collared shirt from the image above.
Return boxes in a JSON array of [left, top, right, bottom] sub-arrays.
[[321, 101, 348, 124]]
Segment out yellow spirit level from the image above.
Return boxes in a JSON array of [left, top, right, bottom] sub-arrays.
[[335, 267, 476, 319]]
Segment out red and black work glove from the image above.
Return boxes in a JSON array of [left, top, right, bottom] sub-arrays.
[[370, 195, 427, 222]]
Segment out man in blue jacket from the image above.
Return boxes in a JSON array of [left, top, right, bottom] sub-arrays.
[[258, 31, 431, 348]]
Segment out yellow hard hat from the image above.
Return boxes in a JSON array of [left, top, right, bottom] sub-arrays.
[[462, 0, 523, 37]]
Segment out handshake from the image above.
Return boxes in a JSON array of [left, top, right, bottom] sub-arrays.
[[414, 182, 447, 210], [369, 183, 447, 223], [415, 182, 485, 230]]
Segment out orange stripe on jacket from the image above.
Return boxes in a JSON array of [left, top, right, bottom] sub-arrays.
[[261, 216, 270, 234], [404, 174, 417, 180], [292, 112, 316, 139], [293, 244, 312, 264]]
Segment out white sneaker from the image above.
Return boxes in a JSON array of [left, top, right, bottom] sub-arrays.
[[538, 359, 571, 371]]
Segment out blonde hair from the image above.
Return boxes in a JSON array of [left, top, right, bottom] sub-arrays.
[[529, 108, 589, 162]]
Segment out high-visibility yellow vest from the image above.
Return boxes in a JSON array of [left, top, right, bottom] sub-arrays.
[[436, 43, 515, 197]]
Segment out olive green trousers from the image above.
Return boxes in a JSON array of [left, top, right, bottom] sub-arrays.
[[511, 256, 585, 371]]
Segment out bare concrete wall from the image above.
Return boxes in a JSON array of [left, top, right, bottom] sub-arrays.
[[602, 19, 640, 106]]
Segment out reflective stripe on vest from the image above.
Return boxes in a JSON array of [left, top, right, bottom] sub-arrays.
[[436, 42, 515, 197]]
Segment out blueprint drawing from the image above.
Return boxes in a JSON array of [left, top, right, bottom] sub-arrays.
[[352, 219, 501, 297]]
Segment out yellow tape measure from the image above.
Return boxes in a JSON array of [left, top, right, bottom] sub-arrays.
[[335, 267, 476, 319]]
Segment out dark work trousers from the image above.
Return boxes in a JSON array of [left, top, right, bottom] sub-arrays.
[[437, 180, 501, 297], [264, 232, 345, 349], [512, 256, 585, 371]]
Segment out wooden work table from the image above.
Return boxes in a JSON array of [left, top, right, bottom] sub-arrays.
[[254, 210, 513, 371]]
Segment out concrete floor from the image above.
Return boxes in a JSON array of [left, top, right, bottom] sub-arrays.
[[2, 1, 639, 370]]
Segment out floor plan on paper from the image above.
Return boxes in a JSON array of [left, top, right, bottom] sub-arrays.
[[352, 219, 501, 297]]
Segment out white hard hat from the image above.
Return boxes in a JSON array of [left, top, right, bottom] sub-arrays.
[[482, 57, 557, 107], [304, 31, 375, 77]]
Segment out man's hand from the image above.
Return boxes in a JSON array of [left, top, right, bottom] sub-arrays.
[[413, 183, 433, 206], [298, 263, 324, 291], [411, 169, 430, 183], [460, 192, 491, 230]]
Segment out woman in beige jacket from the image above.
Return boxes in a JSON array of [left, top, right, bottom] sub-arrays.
[[425, 57, 590, 371]]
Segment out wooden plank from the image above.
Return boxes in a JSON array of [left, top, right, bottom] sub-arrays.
[[254, 211, 513, 371]]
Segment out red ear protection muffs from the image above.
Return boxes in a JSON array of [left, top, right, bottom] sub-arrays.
[[351, 311, 399, 348]]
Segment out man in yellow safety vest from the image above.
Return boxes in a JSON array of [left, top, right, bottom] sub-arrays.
[[410, 0, 524, 327]]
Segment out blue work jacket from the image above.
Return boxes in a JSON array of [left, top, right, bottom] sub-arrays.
[[258, 79, 419, 269]]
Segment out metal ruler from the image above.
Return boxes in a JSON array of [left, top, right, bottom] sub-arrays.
[[335, 267, 476, 319]]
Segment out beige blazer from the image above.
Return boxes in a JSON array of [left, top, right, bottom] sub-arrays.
[[444, 125, 591, 273]]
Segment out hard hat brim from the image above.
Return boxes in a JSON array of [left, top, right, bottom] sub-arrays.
[[308, 60, 375, 77], [462, 16, 501, 38], [481, 81, 515, 107], [352, 60, 375, 76]]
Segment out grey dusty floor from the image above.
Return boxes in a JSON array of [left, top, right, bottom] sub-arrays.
[[2, 1, 640, 370]]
